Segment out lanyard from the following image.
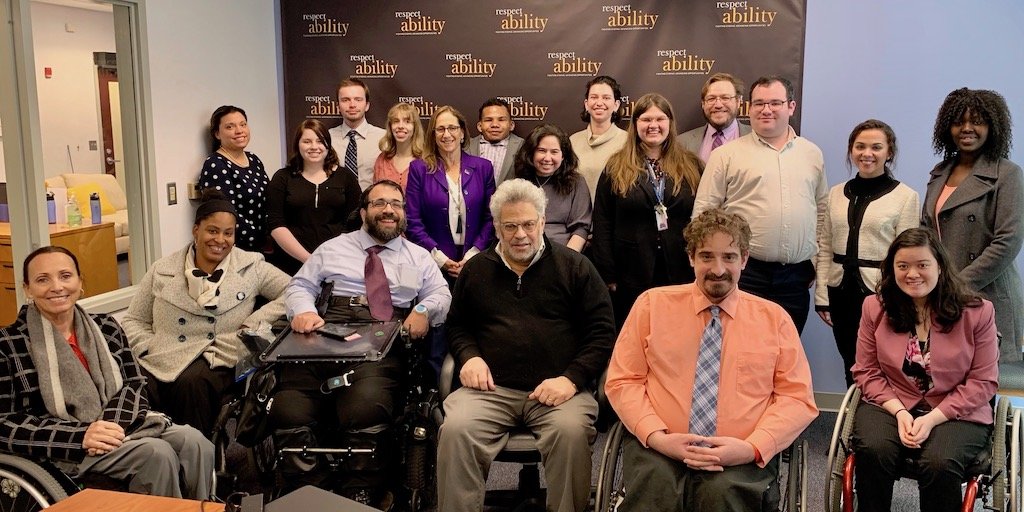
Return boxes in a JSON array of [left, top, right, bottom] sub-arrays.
[[645, 160, 665, 206]]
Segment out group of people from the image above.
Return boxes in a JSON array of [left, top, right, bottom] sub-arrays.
[[0, 70, 1018, 512]]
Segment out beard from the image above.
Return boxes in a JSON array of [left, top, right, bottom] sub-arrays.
[[700, 272, 735, 300], [366, 211, 406, 242]]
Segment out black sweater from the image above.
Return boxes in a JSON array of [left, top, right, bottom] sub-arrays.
[[446, 239, 615, 391]]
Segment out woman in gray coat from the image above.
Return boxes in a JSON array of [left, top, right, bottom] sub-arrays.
[[123, 192, 289, 434], [923, 88, 1024, 361]]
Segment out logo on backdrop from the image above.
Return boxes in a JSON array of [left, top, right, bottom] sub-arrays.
[[620, 95, 633, 120], [302, 13, 349, 37], [445, 53, 497, 78], [398, 96, 446, 119], [497, 96, 549, 121], [546, 51, 603, 77], [350, 54, 398, 79], [494, 8, 549, 33], [395, 10, 446, 36], [601, 4, 659, 31], [714, 1, 778, 28], [655, 49, 716, 76], [304, 94, 341, 119]]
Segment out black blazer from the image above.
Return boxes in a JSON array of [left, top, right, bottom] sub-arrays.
[[591, 172, 696, 293]]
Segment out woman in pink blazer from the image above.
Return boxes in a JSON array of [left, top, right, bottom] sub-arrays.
[[851, 227, 998, 512]]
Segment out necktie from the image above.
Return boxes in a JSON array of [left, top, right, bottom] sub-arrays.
[[711, 130, 725, 152], [345, 130, 358, 177], [689, 305, 722, 438], [364, 245, 393, 321]]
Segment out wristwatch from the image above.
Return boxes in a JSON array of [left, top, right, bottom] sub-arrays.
[[414, 304, 428, 316]]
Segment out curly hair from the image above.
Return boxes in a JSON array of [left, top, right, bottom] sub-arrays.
[[932, 87, 1012, 161], [877, 227, 983, 334], [683, 208, 751, 258], [513, 124, 581, 196]]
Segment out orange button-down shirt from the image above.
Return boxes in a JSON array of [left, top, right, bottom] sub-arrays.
[[606, 284, 818, 464]]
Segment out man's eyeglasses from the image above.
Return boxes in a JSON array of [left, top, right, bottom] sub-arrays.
[[434, 125, 462, 135], [702, 95, 737, 105], [367, 199, 405, 210], [500, 220, 539, 235], [750, 100, 790, 111]]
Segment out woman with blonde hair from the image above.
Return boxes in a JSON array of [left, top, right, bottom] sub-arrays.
[[591, 93, 703, 328], [373, 102, 426, 191]]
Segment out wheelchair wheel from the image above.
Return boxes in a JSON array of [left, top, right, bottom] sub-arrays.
[[825, 385, 860, 512], [0, 454, 77, 511], [782, 440, 807, 512], [993, 397, 1011, 509], [1010, 405, 1022, 512], [594, 421, 626, 512]]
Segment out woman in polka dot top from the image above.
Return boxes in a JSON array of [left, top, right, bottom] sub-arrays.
[[198, 105, 269, 252]]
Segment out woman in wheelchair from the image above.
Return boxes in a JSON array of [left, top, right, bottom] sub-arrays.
[[0, 246, 214, 499], [850, 227, 999, 512], [122, 190, 290, 435]]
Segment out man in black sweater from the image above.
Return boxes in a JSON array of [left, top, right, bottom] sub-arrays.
[[437, 178, 616, 512]]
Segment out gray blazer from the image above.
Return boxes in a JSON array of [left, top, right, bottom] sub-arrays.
[[122, 245, 290, 381], [467, 133, 524, 185], [923, 156, 1024, 360], [677, 122, 752, 157]]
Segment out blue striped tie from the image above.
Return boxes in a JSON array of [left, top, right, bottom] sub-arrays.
[[345, 130, 358, 177], [689, 305, 722, 438]]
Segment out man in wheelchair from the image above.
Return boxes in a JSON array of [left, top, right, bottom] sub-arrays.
[[267, 180, 451, 507], [605, 209, 818, 511]]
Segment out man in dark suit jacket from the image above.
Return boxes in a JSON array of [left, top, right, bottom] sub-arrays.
[[677, 73, 751, 163], [467, 98, 524, 185]]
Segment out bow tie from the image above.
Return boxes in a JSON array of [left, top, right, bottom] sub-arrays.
[[192, 268, 224, 283]]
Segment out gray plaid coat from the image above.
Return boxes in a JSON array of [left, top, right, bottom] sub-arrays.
[[0, 307, 150, 463]]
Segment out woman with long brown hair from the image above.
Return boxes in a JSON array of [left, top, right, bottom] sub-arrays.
[[591, 93, 703, 327]]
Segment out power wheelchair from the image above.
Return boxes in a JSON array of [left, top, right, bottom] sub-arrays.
[[824, 385, 1023, 512], [592, 420, 809, 512]]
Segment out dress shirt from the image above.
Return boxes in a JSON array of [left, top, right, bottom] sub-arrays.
[[328, 120, 387, 191], [693, 129, 827, 264], [698, 119, 740, 163], [285, 228, 451, 325], [477, 138, 509, 179], [606, 283, 818, 465]]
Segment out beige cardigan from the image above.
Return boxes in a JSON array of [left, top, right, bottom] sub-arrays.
[[122, 245, 289, 382]]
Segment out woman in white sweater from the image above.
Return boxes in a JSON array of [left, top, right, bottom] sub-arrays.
[[816, 119, 920, 385]]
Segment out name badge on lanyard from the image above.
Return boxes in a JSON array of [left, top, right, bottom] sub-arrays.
[[647, 160, 668, 232]]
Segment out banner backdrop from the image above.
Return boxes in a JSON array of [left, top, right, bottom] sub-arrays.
[[281, 0, 806, 140]]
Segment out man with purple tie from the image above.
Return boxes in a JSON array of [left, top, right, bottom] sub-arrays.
[[677, 73, 751, 163]]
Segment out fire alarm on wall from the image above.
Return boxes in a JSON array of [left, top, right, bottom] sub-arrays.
[[44, 67, 52, 79]]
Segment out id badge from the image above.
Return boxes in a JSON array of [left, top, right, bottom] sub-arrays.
[[654, 204, 669, 231]]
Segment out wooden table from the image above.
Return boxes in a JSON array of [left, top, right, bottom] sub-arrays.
[[0, 222, 118, 325], [46, 488, 225, 512]]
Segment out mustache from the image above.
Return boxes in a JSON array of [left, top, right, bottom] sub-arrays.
[[705, 273, 732, 281]]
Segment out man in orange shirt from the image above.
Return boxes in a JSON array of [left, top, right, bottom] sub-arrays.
[[605, 208, 817, 511]]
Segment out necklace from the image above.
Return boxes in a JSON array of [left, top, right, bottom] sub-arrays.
[[535, 174, 553, 188]]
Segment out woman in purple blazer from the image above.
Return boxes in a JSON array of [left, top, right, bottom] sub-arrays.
[[851, 227, 998, 512], [406, 106, 496, 284]]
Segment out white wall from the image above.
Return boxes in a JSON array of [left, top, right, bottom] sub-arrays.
[[801, 0, 1024, 393], [141, 0, 283, 254], [30, 2, 114, 177]]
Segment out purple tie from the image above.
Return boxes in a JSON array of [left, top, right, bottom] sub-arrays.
[[711, 130, 725, 151], [364, 245, 393, 321]]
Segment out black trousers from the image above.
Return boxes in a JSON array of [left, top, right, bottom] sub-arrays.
[[851, 402, 991, 512], [142, 357, 235, 437], [738, 258, 814, 334], [827, 285, 872, 387]]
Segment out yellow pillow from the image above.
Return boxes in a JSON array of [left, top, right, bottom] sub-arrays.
[[67, 183, 116, 216]]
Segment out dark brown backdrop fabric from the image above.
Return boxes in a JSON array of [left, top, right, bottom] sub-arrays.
[[281, 0, 806, 137]]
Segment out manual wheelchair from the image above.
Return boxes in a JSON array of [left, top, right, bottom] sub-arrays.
[[824, 385, 1023, 512]]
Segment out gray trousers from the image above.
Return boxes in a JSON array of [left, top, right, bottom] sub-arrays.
[[618, 432, 780, 512], [74, 423, 214, 500], [437, 386, 597, 512]]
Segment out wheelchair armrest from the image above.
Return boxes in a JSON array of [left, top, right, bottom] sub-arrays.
[[439, 353, 458, 399]]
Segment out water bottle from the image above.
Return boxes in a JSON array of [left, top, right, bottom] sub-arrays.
[[66, 194, 82, 227], [46, 192, 56, 224], [90, 192, 101, 224]]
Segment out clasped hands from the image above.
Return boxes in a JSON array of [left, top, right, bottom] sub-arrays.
[[896, 409, 946, 449], [459, 356, 577, 406], [83, 420, 124, 457], [647, 430, 755, 471]]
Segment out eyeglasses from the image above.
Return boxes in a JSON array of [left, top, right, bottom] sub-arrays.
[[750, 100, 790, 111], [367, 199, 405, 210], [500, 220, 539, 235], [702, 95, 737, 105], [434, 125, 461, 135]]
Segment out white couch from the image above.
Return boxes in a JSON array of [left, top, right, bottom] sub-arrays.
[[45, 173, 130, 255]]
